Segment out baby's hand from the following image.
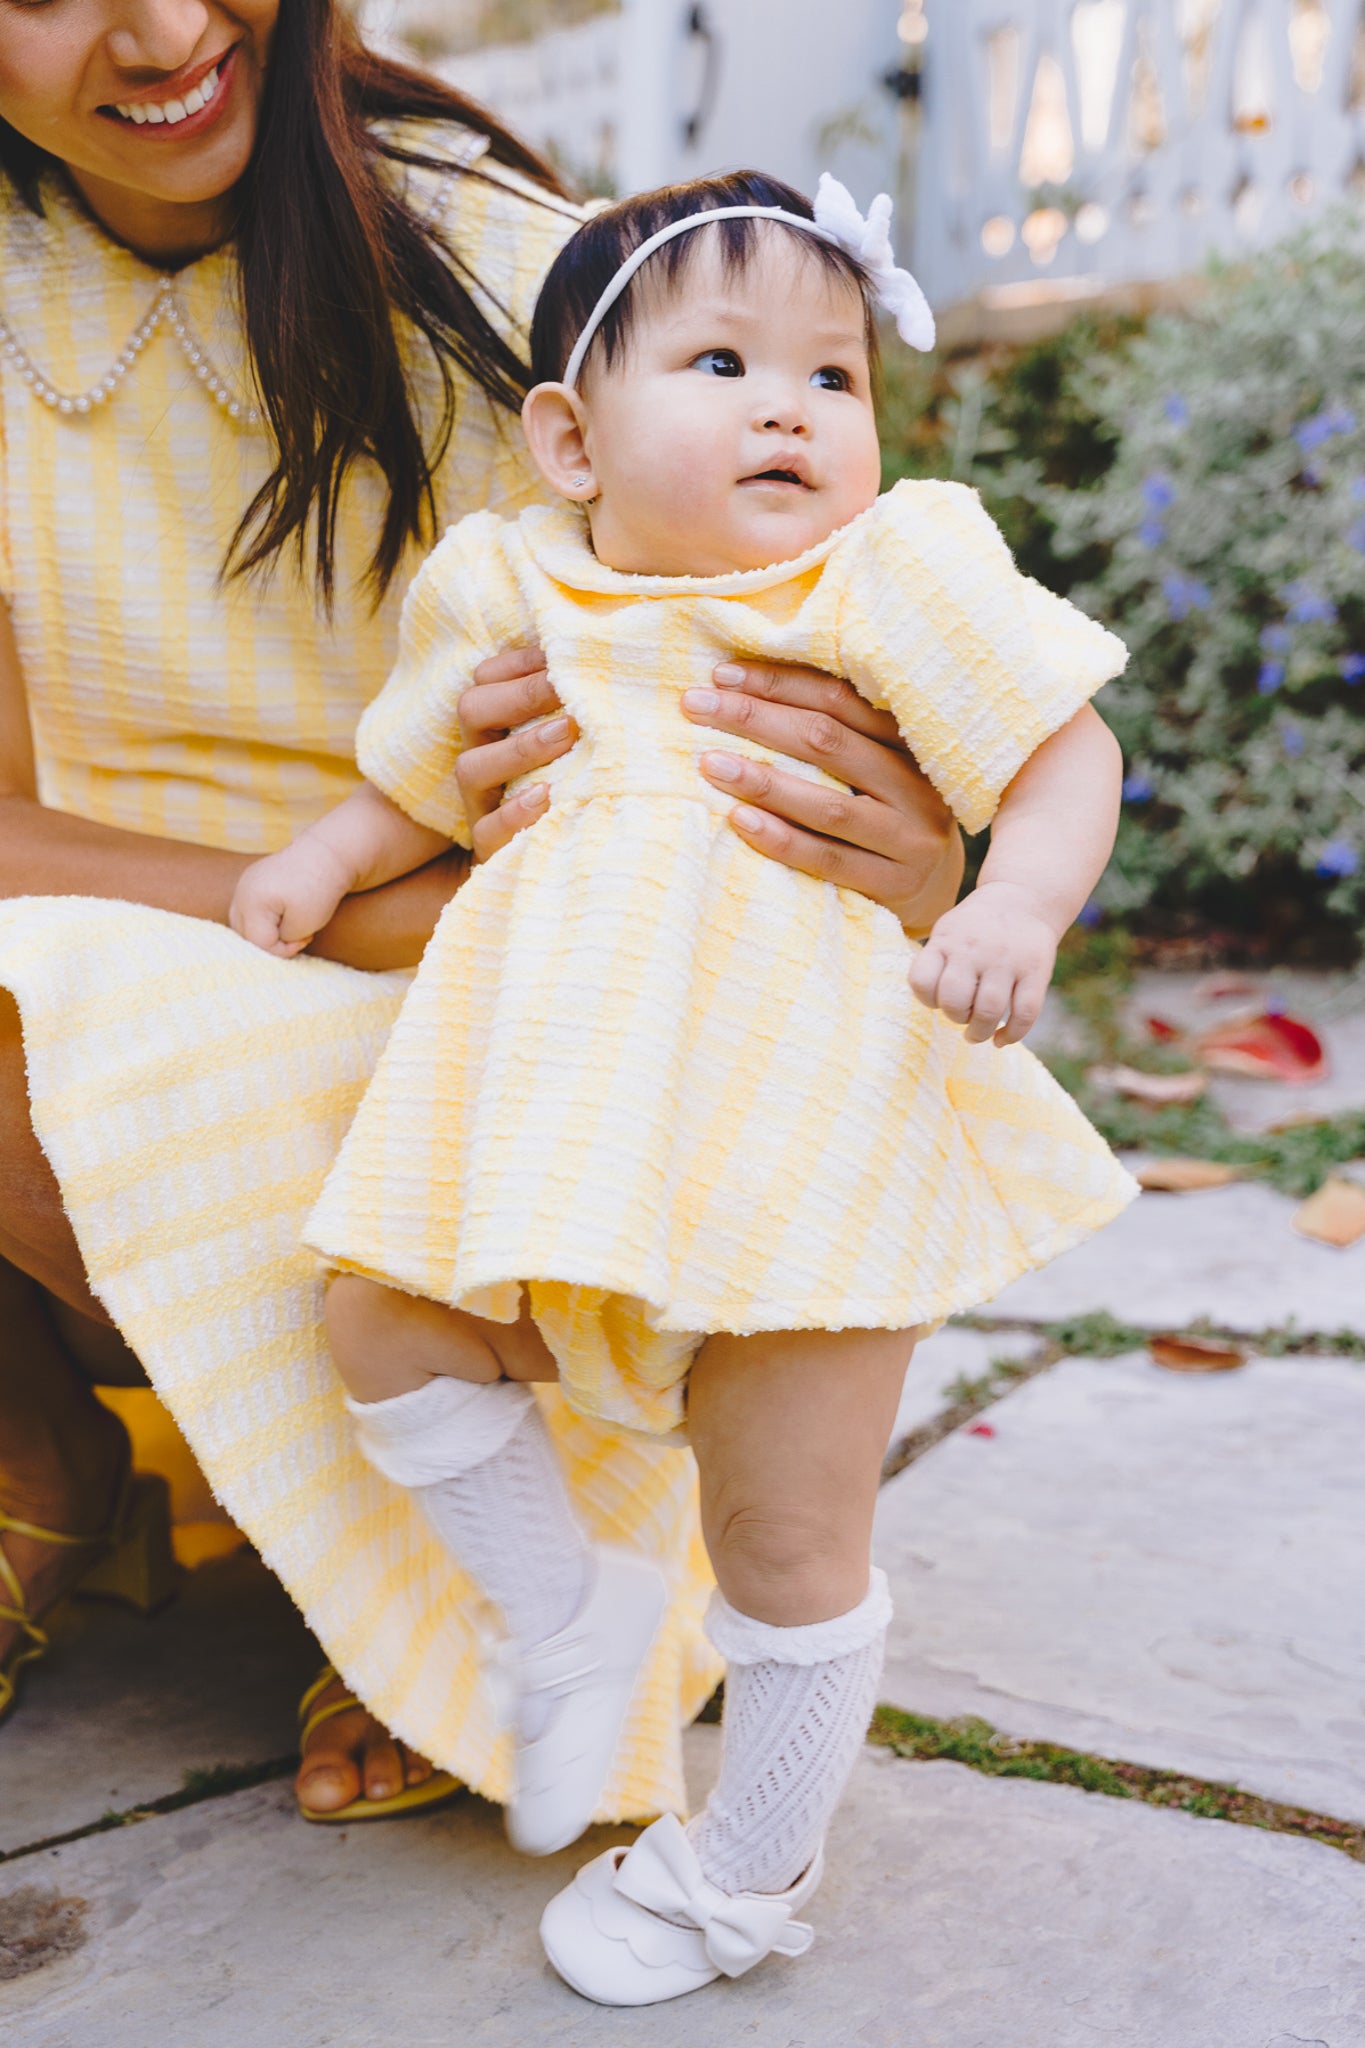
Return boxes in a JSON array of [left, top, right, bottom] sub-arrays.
[[909, 882, 1058, 1047], [229, 842, 352, 959]]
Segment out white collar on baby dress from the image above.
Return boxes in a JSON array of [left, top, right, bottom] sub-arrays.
[[517, 497, 881, 598]]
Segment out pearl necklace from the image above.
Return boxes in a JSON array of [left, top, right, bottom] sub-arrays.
[[0, 275, 262, 427]]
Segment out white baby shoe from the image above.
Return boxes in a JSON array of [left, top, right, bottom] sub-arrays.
[[501, 1546, 667, 1858], [539, 1810, 823, 2006]]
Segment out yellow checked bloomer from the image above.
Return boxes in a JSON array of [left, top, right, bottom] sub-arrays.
[[305, 479, 1140, 1438]]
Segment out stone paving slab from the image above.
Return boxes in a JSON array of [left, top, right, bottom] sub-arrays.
[[875, 1352, 1365, 1821], [4, 1733, 1362, 2048], [986, 1178, 1365, 1329], [0, 1552, 319, 1855], [889, 1326, 1041, 1443]]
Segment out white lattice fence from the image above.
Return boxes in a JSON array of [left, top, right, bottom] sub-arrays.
[[914, 0, 1365, 307]]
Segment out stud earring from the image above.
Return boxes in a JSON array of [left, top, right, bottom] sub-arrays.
[[569, 472, 593, 490]]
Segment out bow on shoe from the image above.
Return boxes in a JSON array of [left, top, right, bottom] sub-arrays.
[[813, 172, 936, 352], [612, 1813, 815, 1979]]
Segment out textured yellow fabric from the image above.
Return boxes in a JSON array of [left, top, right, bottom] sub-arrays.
[[0, 138, 721, 1818], [306, 484, 1139, 1437]]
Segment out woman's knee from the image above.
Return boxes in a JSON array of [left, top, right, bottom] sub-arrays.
[[0, 992, 109, 1319]]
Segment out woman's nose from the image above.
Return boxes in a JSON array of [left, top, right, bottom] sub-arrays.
[[106, 0, 211, 75]]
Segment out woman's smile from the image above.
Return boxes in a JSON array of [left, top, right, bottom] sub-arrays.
[[101, 41, 239, 138]]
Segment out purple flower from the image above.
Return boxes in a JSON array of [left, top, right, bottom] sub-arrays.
[[1295, 406, 1357, 452], [1076, 899, 1103, 928], [1257, 660, 1286, 694], [1141, 473, 1177, 510], [1138, 517, 1166, 547], [1347, 518, 1365, 554], [1280, 720, 1304, 756], [1342, 653, 1365, 683], [1122, 773, 1154, 802], [1352, 476, 1365, 501], [1282, 580, 1337, 625], [1316, 840, 1359, 878], [1163, 573, 1211, 620], [1260, 624, 1292, 654], [1164, 394, 1190, 427], [1325, 405, 1357, 436]]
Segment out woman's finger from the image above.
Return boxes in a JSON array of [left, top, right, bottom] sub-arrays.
[[701, 751, 914, 862], [683, 685, 938, 813], [470, 781, 550, 863], [455, 715, 576, 811], [469, 642, 548, 690], [457, 660, 559, 751], [726, 803, 922, 911], [711, 660, 904, 747]]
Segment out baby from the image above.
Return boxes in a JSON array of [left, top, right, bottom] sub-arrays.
[[231, 170, 1135, 2008]]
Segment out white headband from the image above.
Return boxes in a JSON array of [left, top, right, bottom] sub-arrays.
[[560, 173, 935, 390]]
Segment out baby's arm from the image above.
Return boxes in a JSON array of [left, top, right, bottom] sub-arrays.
[[229, 784, 449, 958], [909, 705, 1121, 1046]]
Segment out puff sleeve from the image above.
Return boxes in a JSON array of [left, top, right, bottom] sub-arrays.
[[835, 480, 1127, 835], [355, 511, 532, 847]]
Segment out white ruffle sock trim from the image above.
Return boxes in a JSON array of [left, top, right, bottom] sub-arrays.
[[346, 1376, 592, 1737], [688, 1569, 892, 1897]]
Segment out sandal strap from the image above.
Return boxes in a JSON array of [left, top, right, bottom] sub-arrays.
[[298, 1664, 366, 1749]]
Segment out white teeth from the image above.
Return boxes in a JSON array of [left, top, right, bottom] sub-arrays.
[[113, 64, 220, 127]]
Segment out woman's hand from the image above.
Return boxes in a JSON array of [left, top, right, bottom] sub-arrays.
[[457, 648, 963, 930]]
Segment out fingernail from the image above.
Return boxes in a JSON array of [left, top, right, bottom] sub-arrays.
[[732, 804, 766, 831], [542, 716, 571, 741], [702, 751, 741, 782], [683, 689, 720, 714], [521, 782, 549, 807], [713, 664, 746, 687]]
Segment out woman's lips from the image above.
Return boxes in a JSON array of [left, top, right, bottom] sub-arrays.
[[98, 43, 237, 137]]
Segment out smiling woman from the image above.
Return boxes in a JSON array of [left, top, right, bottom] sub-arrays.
[[0, 0, 964, 1840]]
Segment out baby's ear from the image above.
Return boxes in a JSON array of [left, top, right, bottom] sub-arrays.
[[521, 383, 598, 504]]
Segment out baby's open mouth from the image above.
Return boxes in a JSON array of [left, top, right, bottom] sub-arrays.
[[741, 468, 812, 489]]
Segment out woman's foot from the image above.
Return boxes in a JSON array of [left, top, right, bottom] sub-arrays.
[[294, 1675, 437, 1814]]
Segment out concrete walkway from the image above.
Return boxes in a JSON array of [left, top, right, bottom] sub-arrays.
[[3, 967, 1363, 2045]]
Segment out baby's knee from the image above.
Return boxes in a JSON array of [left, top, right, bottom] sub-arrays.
[[710, 1506, 869, 1628], [323, 1274, 500, 1402]]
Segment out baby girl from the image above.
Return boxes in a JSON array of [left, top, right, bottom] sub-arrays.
[[231, 170, 1135, 2007]]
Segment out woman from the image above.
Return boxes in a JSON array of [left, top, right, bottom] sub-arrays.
[[0, 0, 962, 1820]]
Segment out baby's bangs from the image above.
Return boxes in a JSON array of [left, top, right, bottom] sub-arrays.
[[528, 172, 879, 388]]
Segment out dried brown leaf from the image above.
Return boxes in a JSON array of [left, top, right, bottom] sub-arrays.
[[1087, 1063, 1208, 1106], [1292, 1178, 1365, 1248], [1149, 1333, 1248, 1373], [1136, 1158, 1242, 1192]]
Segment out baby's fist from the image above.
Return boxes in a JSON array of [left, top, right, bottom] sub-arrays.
[[229, 845, 347, 959], [909, 883, 1058, 1047]]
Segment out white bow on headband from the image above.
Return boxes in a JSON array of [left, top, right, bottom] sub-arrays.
[[560, 174, 935, 389], [812, 174, 936, 352]]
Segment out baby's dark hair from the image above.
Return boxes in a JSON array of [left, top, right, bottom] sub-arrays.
[[529, 170, 879, 388]]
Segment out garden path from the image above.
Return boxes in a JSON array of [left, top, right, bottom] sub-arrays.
[[2, 968, 1362, 2044]]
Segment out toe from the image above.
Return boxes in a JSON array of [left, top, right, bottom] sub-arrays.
[[402, 1745, 435, 1788], [362, 1725, 405, 1802], [295, 1747, 363, 1814]]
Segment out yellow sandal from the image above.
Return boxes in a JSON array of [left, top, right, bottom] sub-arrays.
[[0, 1469, 178, 1727], [296, 1664, 463, 1823]]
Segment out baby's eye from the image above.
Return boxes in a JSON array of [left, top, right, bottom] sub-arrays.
[[692, 348, 744, 378], [811, 365, 852, 392]]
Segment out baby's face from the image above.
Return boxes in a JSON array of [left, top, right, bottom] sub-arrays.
[[542, 231, 883, 577]]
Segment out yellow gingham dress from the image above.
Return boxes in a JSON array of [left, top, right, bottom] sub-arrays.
[[305, 485, 1139, 1438], [0, 137, 720, 1820]]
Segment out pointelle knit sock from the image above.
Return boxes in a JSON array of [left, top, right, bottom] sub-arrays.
[[688, 1570, 892, 1897], [346, 1374, 593, 1740]]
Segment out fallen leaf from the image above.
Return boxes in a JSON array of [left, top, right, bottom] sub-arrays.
[[1136, 1158, 1242, 1192], [1196, 1010, 1327, 1084], [966, 1421, 996, 1438], [1149, 1333, 1248, 1372], [1195, 973, 1259, 1003], [1088, 1063, 1208, 1105], [1292, 1178, 1365, 1248], [1144, 1014, 1183, 1043]]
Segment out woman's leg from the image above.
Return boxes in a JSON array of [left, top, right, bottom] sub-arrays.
[[683, 1326, 912, 1895], [0, 994, 433, 1810]]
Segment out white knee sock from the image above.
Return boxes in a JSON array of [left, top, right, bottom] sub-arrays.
[[347, 1376, 593, 1735], [688, 1570, 891, 1897]]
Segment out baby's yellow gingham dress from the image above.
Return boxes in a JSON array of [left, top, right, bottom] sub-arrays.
[[305, 485, 1139, 1438], [0, 137, 720, 1821]]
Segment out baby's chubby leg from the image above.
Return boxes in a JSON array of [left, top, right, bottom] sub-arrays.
[[325, 1276, 658, 1855], [684, 1327, 912, 1897]]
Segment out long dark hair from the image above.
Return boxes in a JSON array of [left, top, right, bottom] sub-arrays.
[[0, 1, 569, 602]]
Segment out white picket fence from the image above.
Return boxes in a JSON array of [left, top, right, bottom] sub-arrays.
[[916, 0, 1365, 308], [367, 0, 1365, 310]]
